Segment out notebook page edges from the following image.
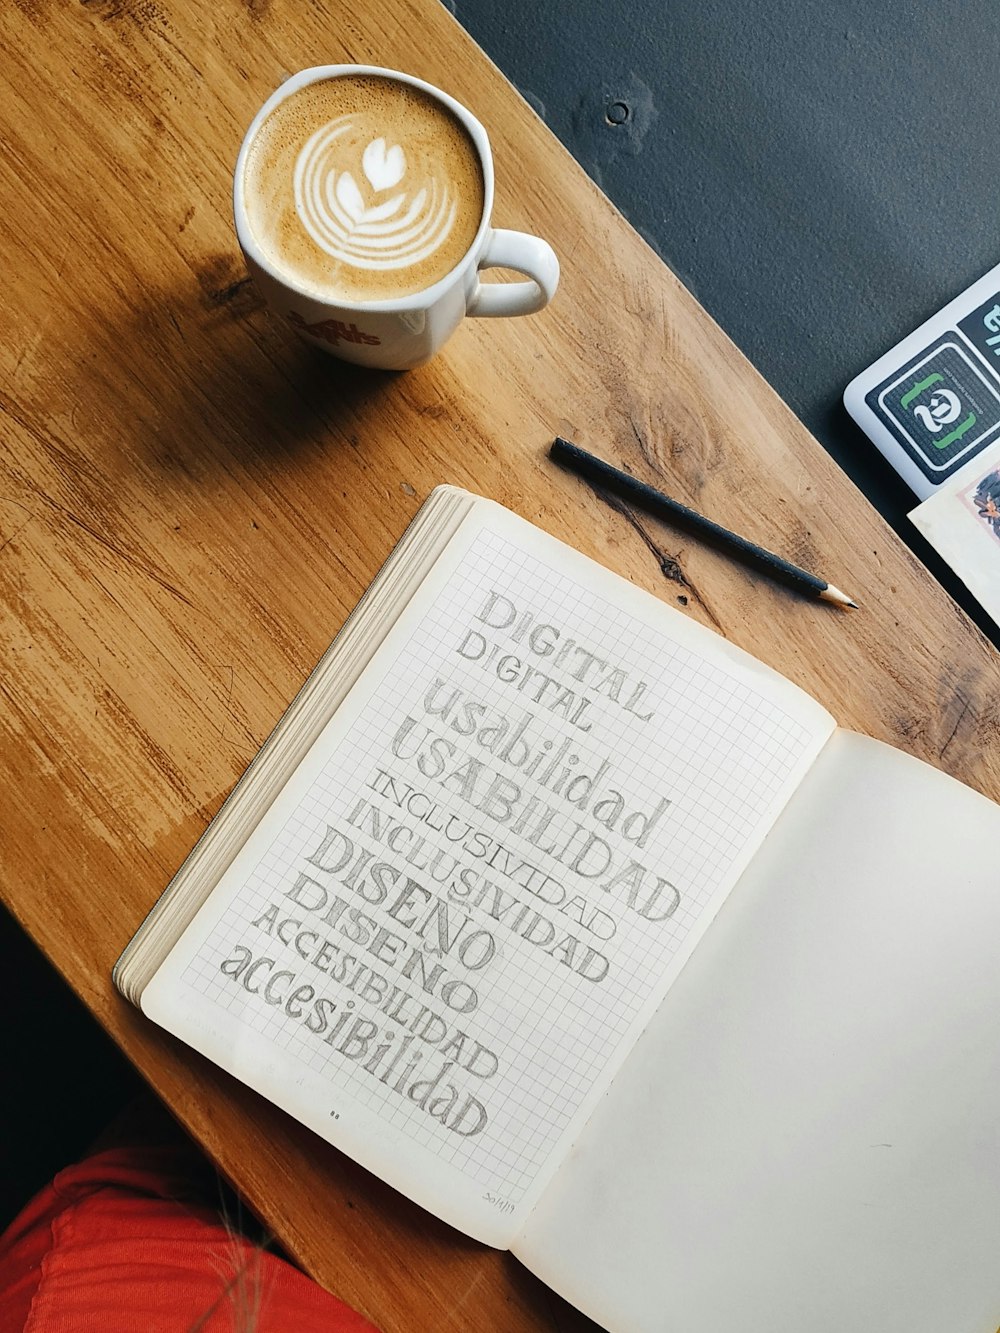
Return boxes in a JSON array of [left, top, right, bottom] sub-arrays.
[[114, 486, 476, 1004]]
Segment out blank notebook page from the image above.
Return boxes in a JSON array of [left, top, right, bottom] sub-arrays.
[[515, 729, 1000, 1333]]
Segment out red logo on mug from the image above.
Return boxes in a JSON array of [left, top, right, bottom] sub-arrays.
[[287, 311, 381, 346]]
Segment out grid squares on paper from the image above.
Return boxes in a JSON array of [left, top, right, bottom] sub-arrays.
[[180, 524, 817, 1203]]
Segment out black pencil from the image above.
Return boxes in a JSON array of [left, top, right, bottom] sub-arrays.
[[550, 437, 858, 609]]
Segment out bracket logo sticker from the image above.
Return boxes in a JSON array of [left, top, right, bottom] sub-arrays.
[[866, 337, 1000, 483]]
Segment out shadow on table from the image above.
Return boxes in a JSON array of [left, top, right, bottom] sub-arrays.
[[102, 254, 411, 488]]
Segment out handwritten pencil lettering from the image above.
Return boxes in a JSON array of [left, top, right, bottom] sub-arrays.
[[178, 520, 816, 1206]]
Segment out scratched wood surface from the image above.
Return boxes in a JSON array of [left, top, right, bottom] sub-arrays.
[[2, 0, 999, 1328]]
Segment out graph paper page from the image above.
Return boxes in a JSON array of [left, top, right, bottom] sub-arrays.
[[143, 500, 835, 1245]]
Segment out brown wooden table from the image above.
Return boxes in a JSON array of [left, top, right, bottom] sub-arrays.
[[3, 2, 999, 1328]]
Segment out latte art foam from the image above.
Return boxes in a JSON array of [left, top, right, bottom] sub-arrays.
[[296, 122, 459, 270], [243, 75, 485, 302]]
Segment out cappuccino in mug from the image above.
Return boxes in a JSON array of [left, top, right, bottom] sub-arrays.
[[242, 73, 486, 303], [234, 65, 559, 369]]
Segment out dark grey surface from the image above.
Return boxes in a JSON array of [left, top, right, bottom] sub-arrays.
[[452, 0, 1000, 640], [0, 904, 143, 1227]]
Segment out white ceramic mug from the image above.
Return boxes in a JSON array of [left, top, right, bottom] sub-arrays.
[[233, 65, 559, 370]]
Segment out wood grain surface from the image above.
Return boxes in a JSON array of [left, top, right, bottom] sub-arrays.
[[2, 1, 998, 1328]]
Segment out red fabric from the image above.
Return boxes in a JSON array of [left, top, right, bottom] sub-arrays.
[[0, 1145, 381, 1332]]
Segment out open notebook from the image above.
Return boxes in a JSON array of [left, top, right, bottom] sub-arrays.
[[116, 488, 1000, 1332]]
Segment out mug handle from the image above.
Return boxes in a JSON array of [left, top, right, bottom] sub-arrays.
[[467, 229, 560, 318]]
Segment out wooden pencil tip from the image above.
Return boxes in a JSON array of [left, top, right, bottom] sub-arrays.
[[820, 584, 859, 609]]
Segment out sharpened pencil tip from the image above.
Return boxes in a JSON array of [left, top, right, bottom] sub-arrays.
[[820, 584, 859, 609]]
